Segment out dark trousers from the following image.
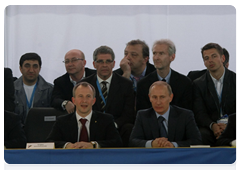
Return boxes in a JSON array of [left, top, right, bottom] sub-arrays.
[[119, 123, 134, 147], [199, 127, 217, 146]]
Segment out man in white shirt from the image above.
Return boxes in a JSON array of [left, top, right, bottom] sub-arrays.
[[47, 82, 122, 148]]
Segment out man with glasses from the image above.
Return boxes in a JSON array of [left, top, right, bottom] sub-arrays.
[[14, 53, 53, 124], [51, 49, 96, 113], [79, 46, 135, 147]]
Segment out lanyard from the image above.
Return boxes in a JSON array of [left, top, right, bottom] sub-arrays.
[[96, 79, 107, 105], [25, 81, 38, 109]]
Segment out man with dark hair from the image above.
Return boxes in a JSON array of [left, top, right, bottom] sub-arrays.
[[47, 82, 122, 148], [51, 49, 96, 113], [80, 45, 135, 146], [14, 53, 53, 124], [193, 43, 236, 146], [187, 48, 230, 81], [114, 39, 155, 92], [130, 81, 201, 147], [136, 39, 192, 111]]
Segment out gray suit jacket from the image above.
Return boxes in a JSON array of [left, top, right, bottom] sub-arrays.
[[129, 106, 202, 147], [14, 75, 53, 124]]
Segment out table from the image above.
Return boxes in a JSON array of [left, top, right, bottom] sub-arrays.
[[4, 147, 236, 164]]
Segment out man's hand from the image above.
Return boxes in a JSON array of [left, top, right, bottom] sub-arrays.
[[65, 142, 93, 149], [218, 123, 227, 131], [211, 123, 222, 139], [65, 101, 75, 114], [152, 137, 174, 148], [120, 57, 131, 79]]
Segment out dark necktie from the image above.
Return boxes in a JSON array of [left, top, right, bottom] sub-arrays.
[[158, 116, 168, 138], [79, 119, 89, 142], [100, 81, 108, 112], [161, 78, 166, 82]]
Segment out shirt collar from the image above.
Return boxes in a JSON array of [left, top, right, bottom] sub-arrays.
[[209, 68, 225, 84], [69, 71, 86, 86], [75, 110, 93, 123], [97, 73, 113, 85], [155, 106, 170, 122], [130, 65, 147, 80], [157, 69, 171, 83]]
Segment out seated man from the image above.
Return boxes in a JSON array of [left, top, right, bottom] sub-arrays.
[[4, 110, 27, 149], [51, 49, 96, 113], [47, 82, 122, 148], [130, 81, 202, 147], [216, 113, 236, 147], [193, 43, 236, 146], [14, 53, 53, 124], [79, 45, 135, 147]]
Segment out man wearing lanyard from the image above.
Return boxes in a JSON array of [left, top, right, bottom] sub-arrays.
[[79, 46, 135, 147], [14, 53, 53, 124], [193, 43, 236, 146]]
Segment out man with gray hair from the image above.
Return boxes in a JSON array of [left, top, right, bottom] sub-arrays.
[[136, 39, 192, 111], [79, 45, 135, 146]]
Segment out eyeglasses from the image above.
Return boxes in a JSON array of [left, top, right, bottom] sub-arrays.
[[63, 58, 84, 64], [95, 59, 113, 64]]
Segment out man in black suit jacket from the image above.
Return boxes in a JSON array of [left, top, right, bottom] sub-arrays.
[[47, 82, 122, 148], [130, 81, 201, 147], [136, 39, 192, 111], [51, 49, 96, 113], [114, 39, 155, 92], [4, 111, 27, 148], [80, 46, 135, 146], [4, 68, 15, 112], [193, 43, 236, 146], [216, 113, 236, 146]]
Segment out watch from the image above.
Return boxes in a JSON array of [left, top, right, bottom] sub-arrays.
[[62, 100, 69, 108], [91, 141, 96, 148]]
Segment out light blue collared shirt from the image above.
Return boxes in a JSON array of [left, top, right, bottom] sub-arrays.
[[157, 69, 171, 83], [145, 107, 178, 148]]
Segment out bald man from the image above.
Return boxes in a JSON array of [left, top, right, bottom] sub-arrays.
[[51, 49, 96, 113]]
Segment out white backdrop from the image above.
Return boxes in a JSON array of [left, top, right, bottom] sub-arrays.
[[4, 5, 236, 84]]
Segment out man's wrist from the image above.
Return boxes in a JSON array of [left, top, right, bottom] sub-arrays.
[[62, 100, 69, 109]]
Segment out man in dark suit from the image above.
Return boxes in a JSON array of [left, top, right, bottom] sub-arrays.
[[187, 48, 230, 82], [51, 49, 96, 113], [193, 43, 236, 146], [47, 82, 122, 148], [114, 39, 155, 92], [4, 110, 27, 148], [216, 113, 236, 146], [80, 45, 135, 146], [4, 68, 15, 112], [130, 81, 201, 147], [136, 39, 192, 111]]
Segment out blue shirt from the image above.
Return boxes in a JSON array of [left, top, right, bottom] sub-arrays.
[[130, 66, 147, 91], [157, 69, 171, 83]]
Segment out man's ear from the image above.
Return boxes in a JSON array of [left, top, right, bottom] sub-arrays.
[[72, 97, 75, 105]]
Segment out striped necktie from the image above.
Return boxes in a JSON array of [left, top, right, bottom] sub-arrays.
[[100, 81, 108, 112]]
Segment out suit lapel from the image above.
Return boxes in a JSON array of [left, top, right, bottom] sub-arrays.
[[90, 75, 101, 110], [69, 113, 79, 142], [221, 69, 230, 105], [169, 69, 179, 94], [167, 106, 178, 141], [148, 108, 160, 138], [105, 73, 120, 110], [89, 111, 98, 140]]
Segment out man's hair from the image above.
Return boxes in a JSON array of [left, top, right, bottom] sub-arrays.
[[19, 53, 42, 67], [126, 39, 149, 60], [201, 43, 223, 58], [152, 39, 176, 56], [223, 48, 229, 66], [93, 46, 115, 61], [72, 82, 96, 98], [148, 81, 172, 96]]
